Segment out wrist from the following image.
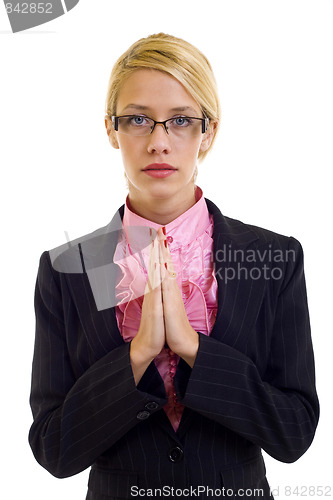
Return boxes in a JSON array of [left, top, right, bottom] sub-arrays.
[[130, 338, 156, 386], [130, 336, 156, 365], [171, 327, 199, 368]]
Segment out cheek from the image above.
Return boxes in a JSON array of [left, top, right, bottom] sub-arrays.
[[118, 137, 137, 163], [174, 137, 203, 159]]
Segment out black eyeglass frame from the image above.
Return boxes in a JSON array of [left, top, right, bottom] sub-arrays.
[[111, 115, 210, 135]]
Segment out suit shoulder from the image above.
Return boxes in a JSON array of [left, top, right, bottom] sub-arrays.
[[225, 215, 297, 246], [206, 199, 301, 250]]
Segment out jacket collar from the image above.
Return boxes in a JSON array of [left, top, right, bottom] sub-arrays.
[[205, 198, 259, 248]]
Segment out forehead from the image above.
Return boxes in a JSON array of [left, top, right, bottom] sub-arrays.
[[116, 69, 200, 115]]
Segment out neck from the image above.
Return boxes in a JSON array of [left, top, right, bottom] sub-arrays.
[[127, 186, 197, 225]]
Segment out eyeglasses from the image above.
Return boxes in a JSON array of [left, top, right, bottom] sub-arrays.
[[111, 114, 209, 138]]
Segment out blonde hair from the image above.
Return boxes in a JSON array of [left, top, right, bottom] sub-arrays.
[[105, 33, 221, 161]]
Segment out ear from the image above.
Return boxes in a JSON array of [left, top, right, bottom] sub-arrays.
[[105, 115, 119, 149], [199, 120, 218, 153]]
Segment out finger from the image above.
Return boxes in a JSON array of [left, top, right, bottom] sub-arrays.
[[157, 227, 175, 277], [158, 235, 167, 289], [158, 235, 173, 287], [146, 228, 159, 293], [153, 230, 162, 290]]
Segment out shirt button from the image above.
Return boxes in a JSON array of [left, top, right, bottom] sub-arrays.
[[166, 236, 173, 244], [145, 401, 159, 411], [168, 446, 184, 463], [136, 410, 150, 420]]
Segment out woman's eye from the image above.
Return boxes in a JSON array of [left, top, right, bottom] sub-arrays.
[[130, 116, 147, 126], [173, 117, 191, 127]]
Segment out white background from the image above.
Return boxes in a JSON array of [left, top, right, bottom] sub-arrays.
[[1, 1, 332, 498]]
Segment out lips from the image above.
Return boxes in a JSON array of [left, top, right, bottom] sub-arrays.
[[142, 163, 177, 179], [142, 163, 177, 171]]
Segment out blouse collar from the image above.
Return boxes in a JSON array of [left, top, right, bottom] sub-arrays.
[[122, 186, 211, 250]]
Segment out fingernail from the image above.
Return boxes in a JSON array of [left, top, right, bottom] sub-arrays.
[[165, 262, 168, 269], [162, 226, 166, 235], [164, 239, 168, 248]]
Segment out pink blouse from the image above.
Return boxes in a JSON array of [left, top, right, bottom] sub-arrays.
[[114, 187, 218, 431]]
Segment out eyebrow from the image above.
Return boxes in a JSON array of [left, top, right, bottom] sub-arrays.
[[119, 104, 198, 115]]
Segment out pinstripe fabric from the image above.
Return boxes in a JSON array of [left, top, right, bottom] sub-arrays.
[[29, 199, 319, 499]]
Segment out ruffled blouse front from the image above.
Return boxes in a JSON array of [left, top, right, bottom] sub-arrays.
[[114, 187, 218, 431]]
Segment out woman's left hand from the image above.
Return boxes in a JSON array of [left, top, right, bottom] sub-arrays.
[[157, 228, 199, 367]]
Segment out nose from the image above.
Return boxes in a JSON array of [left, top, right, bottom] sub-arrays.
[[147, 123, 171, 155]]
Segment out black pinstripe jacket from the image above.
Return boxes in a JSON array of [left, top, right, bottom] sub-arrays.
[[29, 199, 319, 499]]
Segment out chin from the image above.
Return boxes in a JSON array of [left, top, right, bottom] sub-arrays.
[[146, 185, 177, 200], [129, 178, 176, 198]]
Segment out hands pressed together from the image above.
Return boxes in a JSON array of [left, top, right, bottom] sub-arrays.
[[130, 227, 199, 385]]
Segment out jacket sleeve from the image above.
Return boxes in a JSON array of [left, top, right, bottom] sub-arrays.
[[176, 237, 319, 463], [28, 251, 167, 479]]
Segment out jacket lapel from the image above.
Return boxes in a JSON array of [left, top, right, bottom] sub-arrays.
[[206, 199, 267, 352]]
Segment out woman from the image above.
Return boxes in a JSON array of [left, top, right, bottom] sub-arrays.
[[29, 33, 319, 499]]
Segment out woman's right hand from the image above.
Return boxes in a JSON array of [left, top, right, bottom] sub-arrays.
[[130, 231, 166, 384]]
